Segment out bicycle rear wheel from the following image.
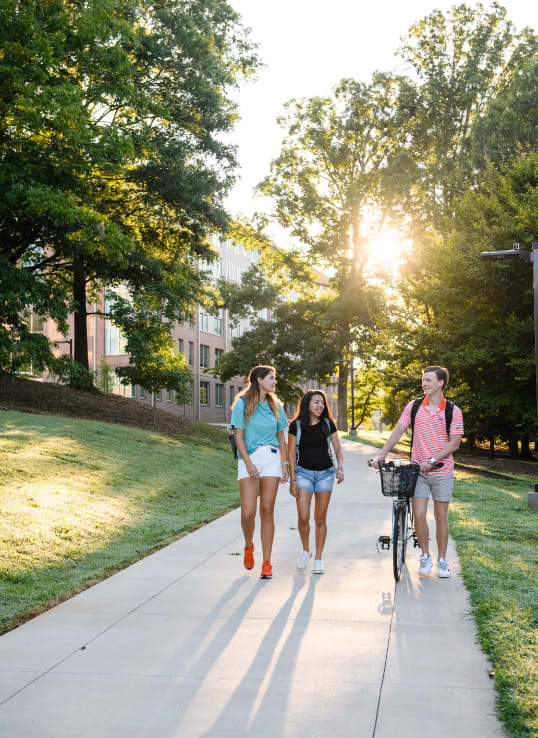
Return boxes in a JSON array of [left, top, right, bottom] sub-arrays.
[[392, 503, 408, 581]]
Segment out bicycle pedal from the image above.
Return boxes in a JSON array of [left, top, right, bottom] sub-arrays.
[[378, 535, 391, 550]]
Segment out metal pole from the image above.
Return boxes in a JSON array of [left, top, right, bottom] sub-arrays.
[[350, 359, 357, 435], [517, 243, 537, 506], [529, 244, 538, 509]]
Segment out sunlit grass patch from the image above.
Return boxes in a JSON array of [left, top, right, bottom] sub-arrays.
[[0, 410, 238, 633], [451, 474, 537, 738]]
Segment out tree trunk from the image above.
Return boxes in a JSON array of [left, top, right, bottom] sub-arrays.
[[520, 436, 534, 460], [489, 437, 495, 458], [464, 433, 475, 450], [73, 256, 89, 370], [509, 434, 519, 459], [337, 366, 348, 432]]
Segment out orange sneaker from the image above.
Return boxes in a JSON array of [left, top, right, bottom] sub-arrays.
[[244, 542, 254, 570], [260, 561, 272, 579]]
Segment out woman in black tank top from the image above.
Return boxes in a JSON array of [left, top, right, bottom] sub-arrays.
[[287, 390, 344, 574]]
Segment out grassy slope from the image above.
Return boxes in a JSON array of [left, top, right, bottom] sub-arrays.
[[0, 410, 238, 633]]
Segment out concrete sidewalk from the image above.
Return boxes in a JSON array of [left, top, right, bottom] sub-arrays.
[[0, 439, 504, 737]]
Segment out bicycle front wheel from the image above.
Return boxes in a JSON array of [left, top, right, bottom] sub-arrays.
[[392, 503, 408, 581]]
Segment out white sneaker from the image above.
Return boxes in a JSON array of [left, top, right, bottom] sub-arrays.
[[418, 554, 433, 576], [313, 559, 324, 574], [296, 551, 311, 571], [437, 558, 451, 578]]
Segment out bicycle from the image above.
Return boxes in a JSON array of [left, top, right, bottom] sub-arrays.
[[368, 458, 442, 581]]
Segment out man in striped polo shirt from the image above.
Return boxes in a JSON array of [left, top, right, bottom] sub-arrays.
[[374, 366, 464, 578]]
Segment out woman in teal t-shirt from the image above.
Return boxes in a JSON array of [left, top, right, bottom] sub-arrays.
[[231, 365, 289, 579]]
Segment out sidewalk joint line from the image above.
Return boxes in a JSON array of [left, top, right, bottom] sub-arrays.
[[0, 533, 239, 709], [371, 578, 396, 737]]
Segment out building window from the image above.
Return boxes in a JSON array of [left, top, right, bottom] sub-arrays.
[[131, 385, 137, 398], [200, 312, 209, 332], [167, 390, 173, 402], [178, 338, 184, 354], [200, 381, 210, 406], [215, 348, 224, 365], [187, 380, 194, 405], [156, 390, 161, 401], [215, 383, 224, 407], [213, 316, 223, 336], [230, 385, 235, 405], [227, 263, 236, 280], [139, 386, 145, 399], [111, 375, 133, 397], [200, 344, 209, 369], [104, 288, 128, 355], [23, 309, 45, 334], [188, 341, 194, 365], [186, 314, 194, 328]]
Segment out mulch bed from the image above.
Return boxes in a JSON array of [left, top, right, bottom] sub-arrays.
[[0, 375, 194, 437]]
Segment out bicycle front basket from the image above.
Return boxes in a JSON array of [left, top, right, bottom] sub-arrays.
[[379, 463, 420, 498]]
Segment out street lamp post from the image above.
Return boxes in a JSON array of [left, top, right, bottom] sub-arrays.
[[335, 358, 357, 435], [480, 242, 538, 509]]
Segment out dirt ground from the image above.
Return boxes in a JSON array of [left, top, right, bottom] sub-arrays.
[[0, 375, 195, 437]]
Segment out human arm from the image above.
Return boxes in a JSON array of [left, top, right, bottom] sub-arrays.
[[372, 423, 407, 468], [330, 431, 345, 484], [277, 429, 288, 483], [287, 427, 298, 497], [233, 428, 260, 480]]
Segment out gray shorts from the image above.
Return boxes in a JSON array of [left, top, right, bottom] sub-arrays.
[[414, 473, 454, 502]]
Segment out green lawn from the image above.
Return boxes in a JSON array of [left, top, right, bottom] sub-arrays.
[[450, 472, 537, 738], [0, 410, 238, 633]]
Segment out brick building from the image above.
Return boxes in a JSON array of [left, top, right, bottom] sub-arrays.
[[36, 235, 337, 422]]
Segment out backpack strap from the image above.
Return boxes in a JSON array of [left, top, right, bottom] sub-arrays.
[[409, 397, 423, 458], [444, 400, 454, 437], [230, 396, 247, 459]]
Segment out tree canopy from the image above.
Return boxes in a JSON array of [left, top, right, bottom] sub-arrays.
[[0, 0, 258, 380]]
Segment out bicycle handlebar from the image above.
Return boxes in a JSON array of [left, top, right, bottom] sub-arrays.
[[367, 458, 443, 470]]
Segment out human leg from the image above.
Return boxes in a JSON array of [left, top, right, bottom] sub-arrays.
[[313, 490, 332, 560], [239, 477, 259, 550], [296, 489, 313, 553], [433, 500, 450, 560], [259, 476, 280, 564], [412, 496, 430, 555]]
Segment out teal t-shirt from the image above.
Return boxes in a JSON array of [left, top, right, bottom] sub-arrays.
[[231, 398, 288, 455]]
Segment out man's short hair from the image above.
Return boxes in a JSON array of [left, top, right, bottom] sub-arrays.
[[423, 365, 449, 389]]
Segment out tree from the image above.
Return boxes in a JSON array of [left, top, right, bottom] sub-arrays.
[[385, 152, 537, 454], [111, 295, 191, 425], [216, 298, 341, 412], [393, 2, 537, 229], [472, 53, 538, 166], [258, 75, 403, 427], [0, 0, 259, 377]]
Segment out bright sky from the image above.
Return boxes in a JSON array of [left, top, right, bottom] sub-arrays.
[[225, 0, 536, 237]]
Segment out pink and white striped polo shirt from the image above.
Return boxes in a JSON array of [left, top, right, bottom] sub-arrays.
[[398, 397, 464, 476]]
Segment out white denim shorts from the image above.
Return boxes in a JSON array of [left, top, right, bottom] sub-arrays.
[[237, 445, 282, 481]]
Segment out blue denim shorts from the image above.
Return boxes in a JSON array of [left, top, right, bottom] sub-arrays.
[[295, 465, 335, 493]]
